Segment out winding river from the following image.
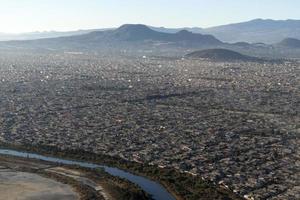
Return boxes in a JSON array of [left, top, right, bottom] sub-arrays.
[[0, 149, 176, 200]]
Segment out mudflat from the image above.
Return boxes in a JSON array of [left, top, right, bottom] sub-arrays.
[[0, 167, 78, 200]]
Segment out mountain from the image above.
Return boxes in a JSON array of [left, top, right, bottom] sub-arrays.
[[0, 24, 223, 50], [2, 23, 299, 58], [149, 26, 203, 34], [101, 24, 221, 45], [202, 19, 300, 44], [0, 26, 204, 41], [107, 24, 167, 41], [277, 38, 300, 48], [185, 48, 261, 62], [2, 19, 300, 45], [0, 33, 12, 41], [3, 18, 300, 45], [0, 29, 111, 41]]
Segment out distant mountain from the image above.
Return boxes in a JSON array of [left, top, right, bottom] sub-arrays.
[[2, 23, 300, 58], [0, 24, 223, 50], [3, 19, 300, 45], [108, 24, 166, 41], [185, 48, 261, 62], [0, 33, 11, 40], [202, 19, 300, 44], [108, 24, 221, 45], [277, 38, 300, 48], [149, 26, 203, 34], [0, 29, 111, 41], [0, 26, 204, 41]]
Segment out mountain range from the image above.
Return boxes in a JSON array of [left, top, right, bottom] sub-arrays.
[[1, 19, 299, 44], [1, 23, 300, 59], [0, 29, 110, 41], [201, 19, 300, 44], [0, 24, 223, 51]]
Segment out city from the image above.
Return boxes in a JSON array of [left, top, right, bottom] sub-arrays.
[[0, 51, 298, 199]]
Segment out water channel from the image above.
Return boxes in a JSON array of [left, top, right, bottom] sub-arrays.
[[0, 149, 176, 200]]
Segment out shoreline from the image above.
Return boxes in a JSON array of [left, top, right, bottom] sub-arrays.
[[0, 153, 151, 200], [0, 142, 244, 200]]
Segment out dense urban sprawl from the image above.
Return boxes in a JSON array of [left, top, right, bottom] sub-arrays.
[[0, 52, 299, 200]]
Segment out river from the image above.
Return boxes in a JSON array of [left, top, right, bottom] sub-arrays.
[[0, 149, 176, 200]]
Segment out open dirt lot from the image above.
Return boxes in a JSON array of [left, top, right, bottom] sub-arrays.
[[0, 166, 78, 200]]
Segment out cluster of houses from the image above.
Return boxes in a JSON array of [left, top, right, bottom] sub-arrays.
[[0, 52, 298, 199]]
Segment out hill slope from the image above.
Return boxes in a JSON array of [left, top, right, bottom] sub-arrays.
[[74, 24, 222, 45], [185, 49, 260, 61], [277, 38, 300, 48], [0, 29, 111, 41], [203, 19, 300, 44], [0, 24, 223, 50], [2, 19, 300, 45]]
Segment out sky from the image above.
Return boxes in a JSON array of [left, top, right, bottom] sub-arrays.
[[0, 0, 299, 33]]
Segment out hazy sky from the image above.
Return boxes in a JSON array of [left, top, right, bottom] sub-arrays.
[[0, 0, 299, 33]]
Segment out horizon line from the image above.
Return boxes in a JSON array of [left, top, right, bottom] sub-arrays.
[[1, 18, 299, 34]]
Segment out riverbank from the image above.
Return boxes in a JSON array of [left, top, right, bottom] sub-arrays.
[[0, 142, 244, 200], [0, 154, 151, 200]]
